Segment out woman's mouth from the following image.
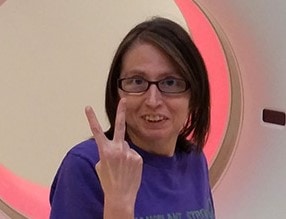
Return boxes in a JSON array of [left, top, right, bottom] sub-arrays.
[[142, 115, 167, 123]]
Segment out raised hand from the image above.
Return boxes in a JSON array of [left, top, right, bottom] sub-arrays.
[[85, 98, 143, 218]]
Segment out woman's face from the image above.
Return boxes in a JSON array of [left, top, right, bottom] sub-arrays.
[[118, 42, 190, 155]]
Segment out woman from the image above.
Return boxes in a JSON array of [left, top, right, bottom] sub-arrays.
[[50, 17, 215, 219]]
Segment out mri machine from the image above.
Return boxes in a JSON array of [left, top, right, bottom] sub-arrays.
[[0, 0, 285, 218]]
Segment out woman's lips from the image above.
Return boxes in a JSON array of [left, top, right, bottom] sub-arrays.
[[142, 114, 167, 123]]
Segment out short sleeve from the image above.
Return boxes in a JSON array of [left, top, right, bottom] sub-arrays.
[[49, 152, 103, 219]]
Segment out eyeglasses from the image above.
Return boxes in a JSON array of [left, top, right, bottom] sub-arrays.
[[118, 77, 189, 94]]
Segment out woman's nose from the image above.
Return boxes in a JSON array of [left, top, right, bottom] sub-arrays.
[[145, 84, 163, 107]]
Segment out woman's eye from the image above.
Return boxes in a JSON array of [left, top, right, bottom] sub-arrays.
[[133, 78, 144, 85], [124, 78, 143, 85], [164, 79, 177, 86]]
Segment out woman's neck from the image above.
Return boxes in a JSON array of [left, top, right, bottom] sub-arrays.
[[127, 134, 177, 157]]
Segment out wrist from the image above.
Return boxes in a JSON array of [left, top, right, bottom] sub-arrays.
[[104, 196, 135, 219]]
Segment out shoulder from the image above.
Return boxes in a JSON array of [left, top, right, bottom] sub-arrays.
[[189, 150, 208, 163], [175, 150, 209, 180], [50, 138, 104, 216], [177, 141, 209, 167], [185, 151, 210, 182], [66, 138, 99, 167], [50, 138, 101, 200], [187, 150, 209, 169]]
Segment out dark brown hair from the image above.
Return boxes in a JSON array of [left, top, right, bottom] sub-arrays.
[[104, 17, 210, 153]]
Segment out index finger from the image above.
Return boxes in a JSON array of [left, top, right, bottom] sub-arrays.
[[113, 98, 127, 143], [85, 106, 107, 148]]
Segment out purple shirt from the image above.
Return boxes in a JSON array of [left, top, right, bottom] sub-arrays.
[[50, 139, 215, 219]]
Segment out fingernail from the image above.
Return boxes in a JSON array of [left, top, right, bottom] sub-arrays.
[[85, 106, 92, 112]]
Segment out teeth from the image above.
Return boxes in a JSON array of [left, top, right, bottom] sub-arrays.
[[144, 115, 165, 122]]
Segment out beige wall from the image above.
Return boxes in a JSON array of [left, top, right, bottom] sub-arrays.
[[0, 0, 186, 187]]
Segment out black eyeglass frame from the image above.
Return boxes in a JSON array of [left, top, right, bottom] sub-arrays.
[[117, 77, 190, 94]]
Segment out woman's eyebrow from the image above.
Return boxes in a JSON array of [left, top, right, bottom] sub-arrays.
[[120, 70, 146, 78], [122, 70, 181, 78]]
